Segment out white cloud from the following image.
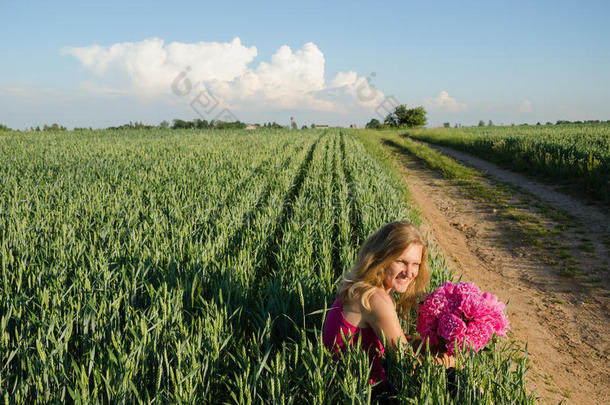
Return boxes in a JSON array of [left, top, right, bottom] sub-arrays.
[[208, 42, 334, 111], [330, 71, 358, 88], [326, 71, 386, 113], [62, 38, 385, 114], [62, 37, 257, 96], [424, 91, 467, 113], [519, 99, 532, 113]]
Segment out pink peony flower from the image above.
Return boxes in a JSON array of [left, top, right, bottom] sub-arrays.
[[454, 281, 481, 296], [446, 333, 467, 356], [419, 289, 450, 317], [465, 321, 494, 352], [416, 312, 439, 345], [459, 293, 489, 321], [482, 292, 506, 313], [437, 314, 466, 341], [487, 310, 510, 337], [438, 281, 456, 295]]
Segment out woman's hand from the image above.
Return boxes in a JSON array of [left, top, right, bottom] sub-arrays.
[[404, 334, 423, 350], [409, 337, 455, 368], [405, 336, 455, 368], [437, 352, 455, 369], [406, 335, 444, 355]]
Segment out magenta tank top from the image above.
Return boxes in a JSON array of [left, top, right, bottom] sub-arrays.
[[322, 298, 386, 384]]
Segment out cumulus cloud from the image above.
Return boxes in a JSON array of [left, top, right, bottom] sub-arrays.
[[424, 91, 467, 113], [325, 71, 386, 112], [519, 99, 531, 113], [62, 37, 386, 114], [62, 37, 257, 96], [208, 42, 335, 111]]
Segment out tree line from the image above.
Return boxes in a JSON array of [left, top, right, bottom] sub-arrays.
[[0, 119, 290, 132], [3, 116, 608, 133], [455, 119, 610, 128]]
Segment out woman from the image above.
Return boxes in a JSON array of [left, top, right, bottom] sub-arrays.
[[322, 221, 454, 399]]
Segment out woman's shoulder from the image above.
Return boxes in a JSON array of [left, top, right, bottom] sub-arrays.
[[366, 288, 395, 315], [360, 288, 399, 330], [340, 289, 390, 313]]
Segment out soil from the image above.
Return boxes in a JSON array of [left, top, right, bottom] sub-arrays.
[[388, 145, 610, 404]]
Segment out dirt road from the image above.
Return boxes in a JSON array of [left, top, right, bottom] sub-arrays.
[[388, 146, 610, 404], [426, 142, 609, 248]]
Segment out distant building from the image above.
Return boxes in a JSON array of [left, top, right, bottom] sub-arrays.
[[349, 124, 358, 129], [314, 124, 329, 129], [245, 124, 258, 130]]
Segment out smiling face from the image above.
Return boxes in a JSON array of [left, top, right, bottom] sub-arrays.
[[383, 243, 423, 294]]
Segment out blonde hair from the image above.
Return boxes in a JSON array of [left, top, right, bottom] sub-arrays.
[[337, 221, 429, 319]]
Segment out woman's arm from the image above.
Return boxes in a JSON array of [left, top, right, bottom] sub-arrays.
[[366, 290, 455, 368], [366, 289, 409, 350]]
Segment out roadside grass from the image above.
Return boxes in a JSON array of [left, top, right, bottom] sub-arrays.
[[380, 136, 476, 181]]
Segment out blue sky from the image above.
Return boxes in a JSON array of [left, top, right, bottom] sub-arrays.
[[1, 0, 609, 129]]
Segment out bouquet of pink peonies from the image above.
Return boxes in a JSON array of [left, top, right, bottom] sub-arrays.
[[416, 281, 510, 355]]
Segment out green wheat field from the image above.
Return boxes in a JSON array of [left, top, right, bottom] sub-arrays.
[[0, 128, 533, 404]]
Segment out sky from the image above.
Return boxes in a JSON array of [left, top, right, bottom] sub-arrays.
[[1, 0, 609, 129]]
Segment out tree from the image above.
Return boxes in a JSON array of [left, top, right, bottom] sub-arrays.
[[301, 125, 308, 130], [194, 119, 210, 129], [172, 119, 191, 129], [43, 123, 67, 131], [488, 120, 493, 127], [405, 106, 427, 127], [311, 123, 316, 129], [384, 105, 427, 127], [365, 118, 381, 129], [291, 120, 298, 130], [159, 120, 169, 129], [478, 120, 485, 127], [263, 122, 283, 129], [214, 120, 246, 130], [384, 104, 405, 126], [443, 122, 450, 128]]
